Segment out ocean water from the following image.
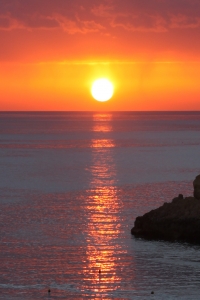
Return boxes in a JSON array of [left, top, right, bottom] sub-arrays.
[[1, 111, 200, 300]]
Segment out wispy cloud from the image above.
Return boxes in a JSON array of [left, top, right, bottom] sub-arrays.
[[53, 14, 105, 34], [91, 0, 200, 32], [110, 13, 168, 32], [1, 0, 200, 33], [170, 14, 200, 29]]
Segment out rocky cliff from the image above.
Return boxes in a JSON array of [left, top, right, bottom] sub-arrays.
[[131, 175, 200, 243]]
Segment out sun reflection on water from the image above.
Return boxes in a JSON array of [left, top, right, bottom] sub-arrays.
[[82, 113, 127, 295], [91, 139, 115, 148], [92, 113, 113, 133]]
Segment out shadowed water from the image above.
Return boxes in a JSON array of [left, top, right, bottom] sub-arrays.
[[1, 111, 200, 299]]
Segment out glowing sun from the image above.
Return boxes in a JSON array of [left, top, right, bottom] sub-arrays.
[[91, 78, 114, 102]]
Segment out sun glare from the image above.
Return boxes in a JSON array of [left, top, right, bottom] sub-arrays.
[[91, 79, 114, 102]]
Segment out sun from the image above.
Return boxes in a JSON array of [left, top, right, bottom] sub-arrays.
[[91, 78, 114, 102]]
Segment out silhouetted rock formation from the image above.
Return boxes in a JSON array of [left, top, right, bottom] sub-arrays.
[[193, 175, 200, 199], [131, 175, 200, 243]]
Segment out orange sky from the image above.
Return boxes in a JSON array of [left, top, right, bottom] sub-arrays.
[[1, 0, 200, 111]]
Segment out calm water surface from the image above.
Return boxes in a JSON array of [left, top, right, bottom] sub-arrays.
[[1, 111, 200, 300]]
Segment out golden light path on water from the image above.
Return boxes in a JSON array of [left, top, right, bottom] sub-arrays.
[[82, 113, 135, 297]]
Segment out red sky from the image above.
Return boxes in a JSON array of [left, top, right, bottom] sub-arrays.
[[1, 0, 200, 110]]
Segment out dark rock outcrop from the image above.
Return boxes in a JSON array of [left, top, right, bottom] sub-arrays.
[[131, 194, 200, 243], [193, 175, 200, 199]]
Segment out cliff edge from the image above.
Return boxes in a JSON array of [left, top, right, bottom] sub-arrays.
[[131, 175, 200, 243]]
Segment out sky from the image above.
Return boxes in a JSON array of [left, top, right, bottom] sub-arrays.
[[1, 0, 200, 111]]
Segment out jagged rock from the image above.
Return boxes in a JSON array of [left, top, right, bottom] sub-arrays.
[[131, 195, 200, 243], [131, 175, 200, 243], [193, 175, 200, 199]]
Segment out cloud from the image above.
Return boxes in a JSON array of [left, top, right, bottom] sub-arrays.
[[91, 3, 114, 18], [0, 14, 60, 30], [53, 14, 105, 34], [0, 0, 105, 32], [0, 0, 200, 33], [110, 13, 167, 32], [170, 14, 200, 29], [0, 14, 25, 30], [91, 0, 200, 32]]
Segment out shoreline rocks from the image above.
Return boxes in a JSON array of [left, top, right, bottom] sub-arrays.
[[193, 175, 200, 199], [131, 175, 200, 243]]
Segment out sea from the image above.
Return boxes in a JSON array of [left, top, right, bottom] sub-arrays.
[[1, 111, 200, 300]]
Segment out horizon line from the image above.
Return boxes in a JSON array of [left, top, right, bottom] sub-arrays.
[[1, 110, 200, 113]]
